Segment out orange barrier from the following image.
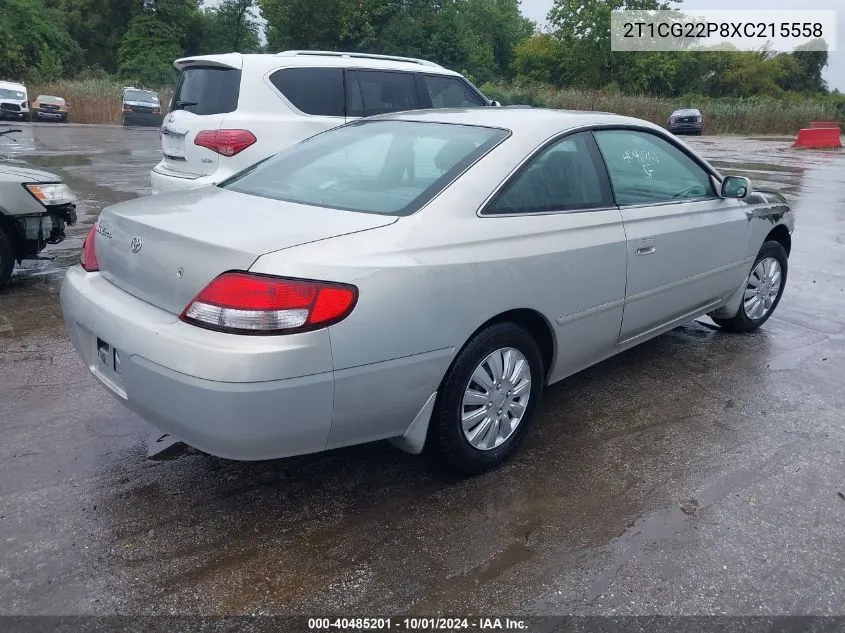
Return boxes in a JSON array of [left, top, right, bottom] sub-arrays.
[[793, 125, 842, 149]]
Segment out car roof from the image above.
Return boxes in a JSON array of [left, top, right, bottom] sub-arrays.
[[0, 80, 26, 90], [368, 107, 664, 136], [174, 51, 462, 77]]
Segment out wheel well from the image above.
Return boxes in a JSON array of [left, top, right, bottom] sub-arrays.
[[765, 224, 791, 256], [472, 309, 556, 377], [0, 213, 23, 255]]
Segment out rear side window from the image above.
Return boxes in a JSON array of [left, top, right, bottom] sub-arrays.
[[421, 75, 485, 108], [172, 67, 241, 115], [486, 132, 612, 215], [221, 120, 508, 216], [270, 68, 344, 117], [355, 71, 418, 116]]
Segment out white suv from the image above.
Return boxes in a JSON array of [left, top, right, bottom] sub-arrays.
[[151, 50, 497, 194]]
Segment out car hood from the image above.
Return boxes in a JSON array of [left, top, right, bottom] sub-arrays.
[[0, 163, 61, 183]]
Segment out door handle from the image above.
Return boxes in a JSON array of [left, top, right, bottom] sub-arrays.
[[636, 246, 656, 256]]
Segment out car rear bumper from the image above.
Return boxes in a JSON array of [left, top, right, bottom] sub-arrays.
[[150, 161, 221, 194], [669, 123, 703, 134], [60, 266, 336, 460], [122, 111, 164, 126]]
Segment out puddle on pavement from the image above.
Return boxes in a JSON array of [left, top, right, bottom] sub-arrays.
[[20, 153, 93, 168]]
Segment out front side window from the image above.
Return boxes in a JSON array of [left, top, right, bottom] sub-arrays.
[[356, 71, 418, 116], [593, 129, 715, 206], [270, 68, 344, 117], [486, 132, 613, 215], [221, 121, 507, 216], [422, 75, 485, 108]]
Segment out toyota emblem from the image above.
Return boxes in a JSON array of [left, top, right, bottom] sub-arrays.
[[129, 237, 143, 254]]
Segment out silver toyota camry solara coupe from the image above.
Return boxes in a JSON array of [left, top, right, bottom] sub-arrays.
[[61, 108, 794, 474]]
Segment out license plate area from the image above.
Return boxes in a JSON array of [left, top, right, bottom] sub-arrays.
[[162, 130, 186, 159], [93, 337, 127, 398]]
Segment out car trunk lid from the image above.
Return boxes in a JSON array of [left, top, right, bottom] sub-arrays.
[[161, 56, 244, 179], [94, 187, 397, 315]]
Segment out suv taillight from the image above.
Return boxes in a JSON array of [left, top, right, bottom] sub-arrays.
[[180, 272, 358, 335], [80, 223, 99, 272], [194, 130, 256, 157]]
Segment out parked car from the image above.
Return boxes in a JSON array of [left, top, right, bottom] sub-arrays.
[[0, 126, 78, 286], [32, 95, 69, 122], [0, 80, 30, 121], [62, 108, 793, 474], [668, 108, 703, 135], [122, 87, 163, 127], [151, 50, 498, 195]]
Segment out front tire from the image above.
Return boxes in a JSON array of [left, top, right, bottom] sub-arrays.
[[428, 322, 544, 475], [0, 227, 15, 288], [712, 240, 788, 332]]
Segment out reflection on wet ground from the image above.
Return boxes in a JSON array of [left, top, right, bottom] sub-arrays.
[[1, 127, 844, 616]]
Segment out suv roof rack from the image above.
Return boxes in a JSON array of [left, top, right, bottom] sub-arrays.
[[276, 50, 443, 68]]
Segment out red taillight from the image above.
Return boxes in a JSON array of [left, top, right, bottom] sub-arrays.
[[194, 129, 256, 157], [180, 272, 358, 335], [80, 223, 99, 272]]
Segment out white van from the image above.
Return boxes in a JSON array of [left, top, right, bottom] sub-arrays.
[[151, 50, 497, 194], [0, 80, 30, 121]]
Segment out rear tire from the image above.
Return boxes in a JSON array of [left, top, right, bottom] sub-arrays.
[[428, 322, 544, 475], [0, 227, 15, 288], [712, 240, 788, 332]]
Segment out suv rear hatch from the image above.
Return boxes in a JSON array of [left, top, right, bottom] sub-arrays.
[[93, 187, 397, 315], [160, 55, 243, 179]]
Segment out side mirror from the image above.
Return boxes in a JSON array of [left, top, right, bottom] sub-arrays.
[[721, 175, 751, 199], [490, 100, 502, 107]]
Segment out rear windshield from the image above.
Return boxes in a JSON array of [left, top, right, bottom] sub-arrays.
[[124, 90, 158, 103], [221, 120, 508, 216], [171, 67, 241, 115], [38, 95, 65, 104]]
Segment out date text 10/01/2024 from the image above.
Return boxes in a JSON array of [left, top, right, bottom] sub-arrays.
[[307, 618, 528, 630]]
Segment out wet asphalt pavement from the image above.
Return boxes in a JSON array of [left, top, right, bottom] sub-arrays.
[[1, 123, 844, 617]]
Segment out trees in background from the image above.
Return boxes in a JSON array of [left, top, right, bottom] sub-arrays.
[[259, 0, 532, 83], [0, 0, 831, 98], [527, 0, 830, 98], [0, 0, 83, 80], [202, 0, 262, 54]]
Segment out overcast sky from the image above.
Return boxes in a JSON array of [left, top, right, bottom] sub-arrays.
[[520, 0, 843, 91]]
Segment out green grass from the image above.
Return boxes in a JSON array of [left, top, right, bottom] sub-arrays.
[[480, 82, 844, 135], [29, 79, 172, 125], [26, 77, 844, 134]]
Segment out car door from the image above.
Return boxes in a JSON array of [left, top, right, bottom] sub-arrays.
[[483, 131, 627, 382], [593, 128, 750, 344]]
